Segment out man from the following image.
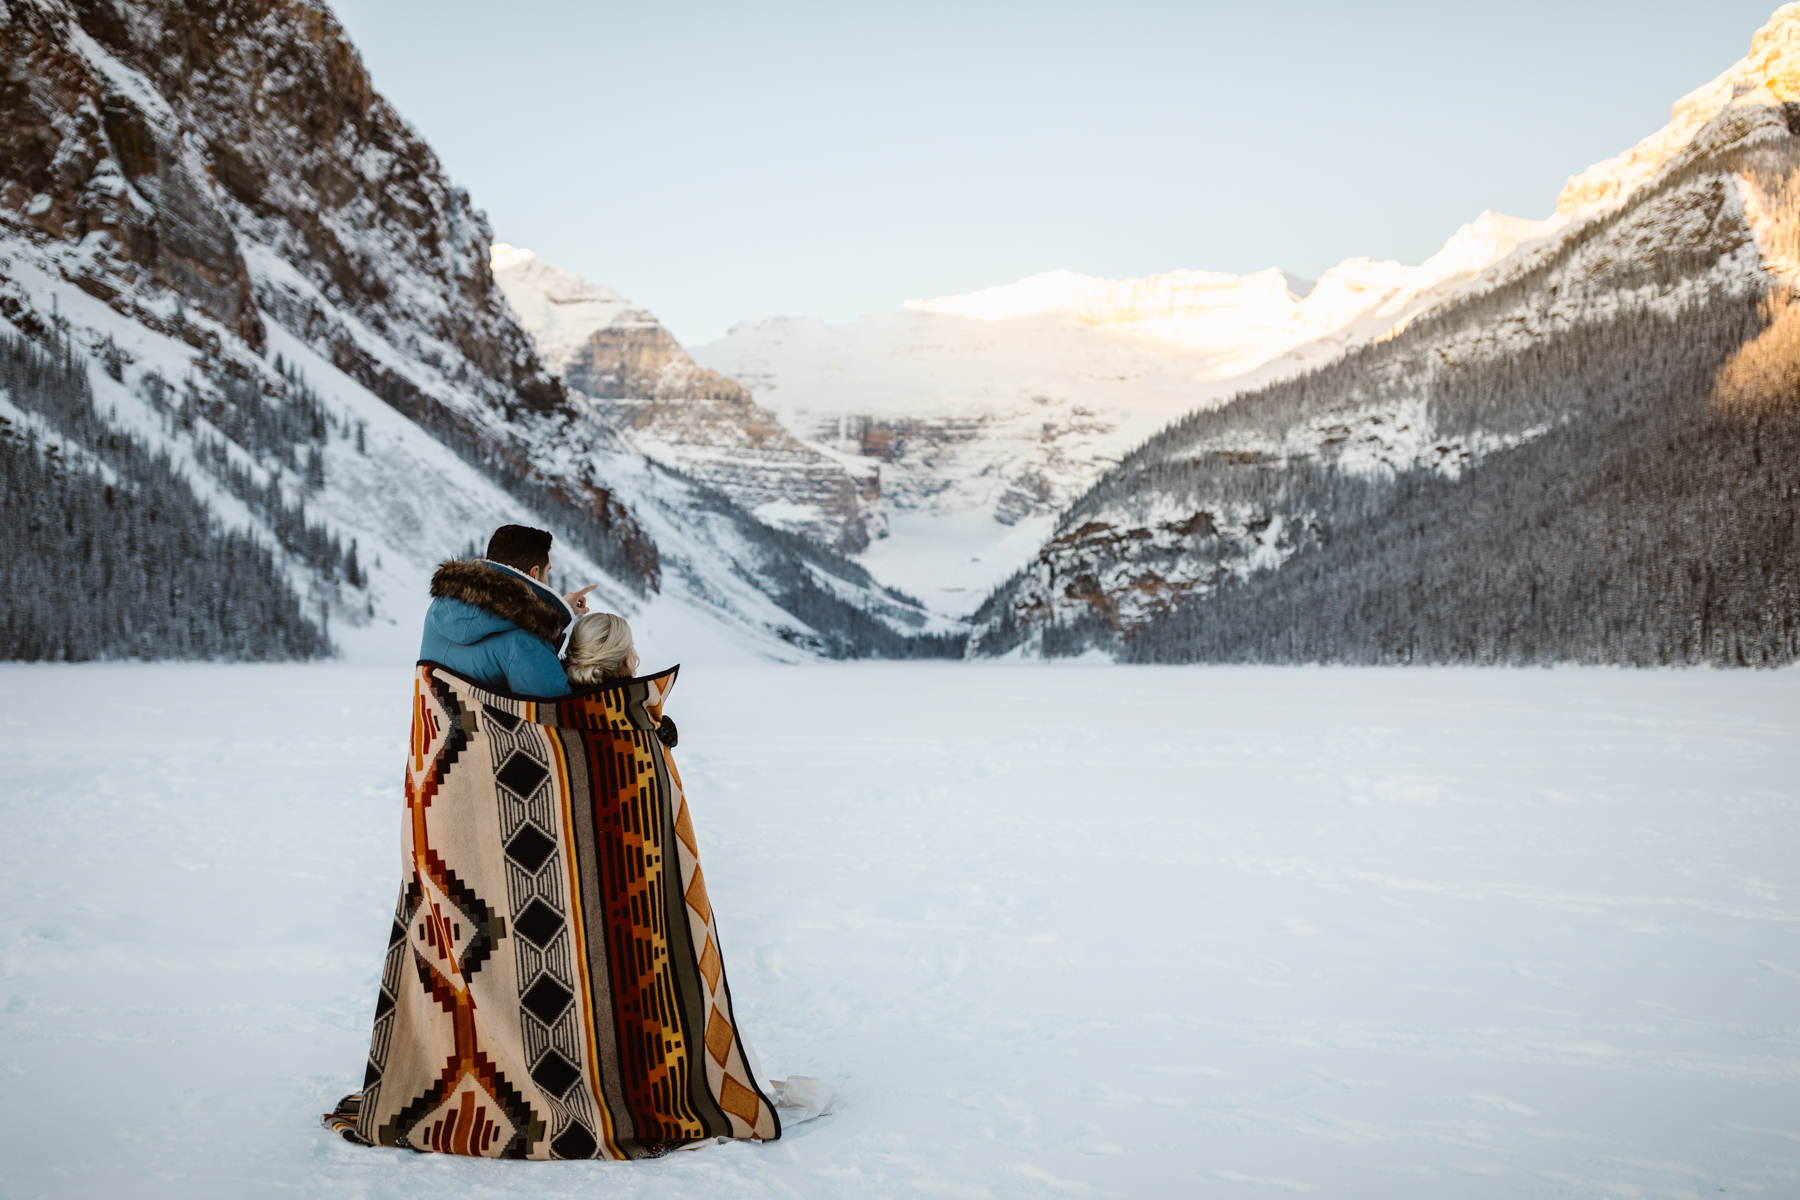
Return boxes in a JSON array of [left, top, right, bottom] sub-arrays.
[[419, 524, 597, 696]]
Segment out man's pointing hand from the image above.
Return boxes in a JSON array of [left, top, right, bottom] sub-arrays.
[[564, 583, 597, 615]]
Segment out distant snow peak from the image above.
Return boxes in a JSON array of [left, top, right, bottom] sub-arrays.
[[1412, 210, 1568, 290], [904, 266, 1307, 325], [906, 211, 1561, 345], [891, 208, 1558, 375], [488, 241, 536, 272]]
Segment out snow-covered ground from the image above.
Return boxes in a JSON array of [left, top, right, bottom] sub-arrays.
[[2, 663, 1797, 1199], [855, 510, 1057, 615]]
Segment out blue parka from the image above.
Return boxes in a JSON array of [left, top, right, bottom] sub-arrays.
[[418, 559, 573, 698]]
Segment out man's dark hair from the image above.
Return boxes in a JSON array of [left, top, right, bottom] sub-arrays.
[[485, 524, 553, 575]]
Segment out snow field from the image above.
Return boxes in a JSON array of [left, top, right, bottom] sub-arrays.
[[1, 663, 1797, 1198]]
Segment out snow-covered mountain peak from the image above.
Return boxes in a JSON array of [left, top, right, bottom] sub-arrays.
[[488, 241, 537, 273], [489, 243, 657, 374], [895, 211, 1559, 367], [903, 268, 1070, 319], [904, 266, 1301, 327], [1304, 256, 1412, 305], [1558, 3, 1800, 218], [1411, 210, 1567, 290]]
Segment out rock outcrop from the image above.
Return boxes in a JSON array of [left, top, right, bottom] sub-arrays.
[[493, 246, 883, 553], [0, 0, 263, 350]]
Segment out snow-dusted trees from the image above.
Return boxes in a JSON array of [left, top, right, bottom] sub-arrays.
[[1091, 290, 1800, 666], [136, 364, 366, 589], [0, 333, 331, 661]]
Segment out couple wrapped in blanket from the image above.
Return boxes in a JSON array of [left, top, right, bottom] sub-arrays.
[[322, 524, 829, 1160], [419, 524, 665, 725]]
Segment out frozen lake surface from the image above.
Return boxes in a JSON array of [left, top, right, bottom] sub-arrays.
[[2, 663, 1797, 1198]]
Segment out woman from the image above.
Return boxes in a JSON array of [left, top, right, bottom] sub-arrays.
[[559, 612, 833, 1133], [564, 612, 676, 747]]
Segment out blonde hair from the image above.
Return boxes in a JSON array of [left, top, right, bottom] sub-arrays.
[[564, 613, 638, 687]]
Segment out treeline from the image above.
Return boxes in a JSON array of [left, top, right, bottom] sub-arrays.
[[139, 364, 368, 587], [0, 332, 331, 661], [1109, 290, 1799, 665], [766, 569, 965, 659], [139, 350, 374, 600]]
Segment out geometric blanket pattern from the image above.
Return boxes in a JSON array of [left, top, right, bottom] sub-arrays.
[[322, 662, 781, 1158]]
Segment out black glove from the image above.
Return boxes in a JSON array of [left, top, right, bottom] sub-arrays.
[[655, 716, 679, 749]]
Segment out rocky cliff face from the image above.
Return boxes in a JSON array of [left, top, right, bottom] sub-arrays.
[[492, 246, 883, 553], [0, 0, 264, 350], [1, 0, 566, 408]]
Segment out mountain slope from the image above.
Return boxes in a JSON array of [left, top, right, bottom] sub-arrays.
[[968, 4, 1800, 665], [0, 0, 952, 664]]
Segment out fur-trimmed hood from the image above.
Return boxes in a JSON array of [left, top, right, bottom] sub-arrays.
[[427, 559, 572, 647]]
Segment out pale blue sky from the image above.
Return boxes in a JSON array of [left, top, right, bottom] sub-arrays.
[[331, 1, 1778, 345]]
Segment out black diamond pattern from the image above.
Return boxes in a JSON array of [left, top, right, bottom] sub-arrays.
[[495, 750, 549, 799], [551, 1120, 598, 1159], [522, 974, 574, 1025], [530, 1048, 582, 1098], [512, 898, 563, 949], [505, 824, 556, 874], [483, 704, 521, 732]]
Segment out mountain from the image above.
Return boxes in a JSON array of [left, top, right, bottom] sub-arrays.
[[8, 0, 1794, 668], [966, 4, 1800, 666], [904, 209, 1565, 365], [0, 0, 952, 664], [490, 245, 883, 554], [691, 212, 1560, 613]]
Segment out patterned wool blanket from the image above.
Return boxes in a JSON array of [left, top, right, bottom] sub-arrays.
[[323, 662, 781, 1158]]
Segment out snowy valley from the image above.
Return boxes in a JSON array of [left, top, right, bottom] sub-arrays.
[[672, 210, 1566, 613], [483, 206, 1575, 617]]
